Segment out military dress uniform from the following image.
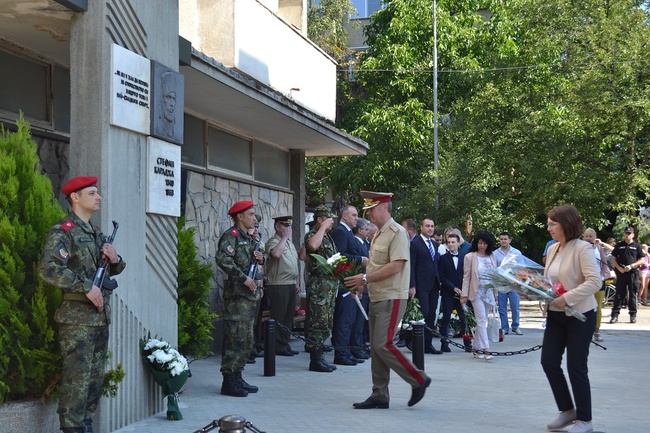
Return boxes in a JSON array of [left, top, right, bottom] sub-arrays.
[[39, 211, 125, 431], [216, 224, 261, 396]]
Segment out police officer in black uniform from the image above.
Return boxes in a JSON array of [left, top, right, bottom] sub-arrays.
[[609, 226, 645, 323]]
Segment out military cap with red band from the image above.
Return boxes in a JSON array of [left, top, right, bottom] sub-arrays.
[[360, 190, 394, 209], [228, 200, 255, 216], [62, 176, 98, 196]]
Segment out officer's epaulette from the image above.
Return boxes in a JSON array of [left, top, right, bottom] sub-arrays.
[[61, 220, 75, 232]]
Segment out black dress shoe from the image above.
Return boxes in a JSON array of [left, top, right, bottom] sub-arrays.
[[254, 350, 264, 358], [408, 377, 431, 407], [441, 345, 451, 353], [333, 357, 358, 366], [246, 356, 256, 364], [276, 349, 294, 356], [351, 357, 365, 363], [630, 315, 637, 323], [291, 349, 299, 355], [351, 350, 370, 360], [396, 339, 407, 348], [425, 346, 442, 355], [353, 397, 389, 409]]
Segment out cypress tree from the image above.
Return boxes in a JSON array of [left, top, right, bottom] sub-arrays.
[[0, 115, 65, 402], [176, 217, 217, 359]]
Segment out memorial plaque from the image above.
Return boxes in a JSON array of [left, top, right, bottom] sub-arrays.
[[147, 137, 181, 217], [111, 44, 151, 134]]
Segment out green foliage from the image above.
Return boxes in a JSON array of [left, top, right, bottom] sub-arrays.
[[307, 0, 650, 239], [307, 0, 357, 64], [0, 115, 65, 403], [177, 217, 217, 359], [101, 352, 126, 398]]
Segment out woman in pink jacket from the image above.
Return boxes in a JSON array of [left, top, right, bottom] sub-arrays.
[[460, 230, 497, 361], [543, 205, 600, 433]]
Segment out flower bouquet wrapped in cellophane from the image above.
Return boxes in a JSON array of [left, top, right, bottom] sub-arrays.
[[481, 254, 586, 322], [141, 337, 192, 420], [311, 252, 367, 319]]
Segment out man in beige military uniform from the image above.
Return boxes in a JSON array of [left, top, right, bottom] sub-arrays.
[[265, 215, 300, 356], [345, 191, 431, 409]]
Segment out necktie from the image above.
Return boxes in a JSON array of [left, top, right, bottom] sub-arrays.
[[451, 253, 458, 257], [427, 239, 436, 261]]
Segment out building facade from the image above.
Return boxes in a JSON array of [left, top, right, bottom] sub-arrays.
[[0, 0, 367, 431]]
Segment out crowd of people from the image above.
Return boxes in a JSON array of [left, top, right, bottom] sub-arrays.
[[37, 173, 648, 433]]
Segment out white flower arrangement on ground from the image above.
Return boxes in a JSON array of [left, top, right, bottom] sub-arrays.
[[142, 338, 189, 377]]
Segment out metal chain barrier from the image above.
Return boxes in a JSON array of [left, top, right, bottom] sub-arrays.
[[193, 415, 266, 433]]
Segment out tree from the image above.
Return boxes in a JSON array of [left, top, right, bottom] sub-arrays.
[[307, 0, 650, 239], [441, 0, 650, 235], [0, 115, 65, 402], [177, 218, 217, 359]]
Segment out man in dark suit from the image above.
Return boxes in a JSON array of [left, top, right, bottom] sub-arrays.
[[409, 218, 442, 354], [331, 205, 370, 365], [438, 233, 467, 352]]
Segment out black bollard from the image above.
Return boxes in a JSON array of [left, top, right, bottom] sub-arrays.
[[411, 322, 425, 370], [264, 319, 276, 377]]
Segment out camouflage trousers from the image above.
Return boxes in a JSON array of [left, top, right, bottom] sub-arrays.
[[221, 297, 257, 374], [58, 324, 109, 429], [305, 284, 337, 351]]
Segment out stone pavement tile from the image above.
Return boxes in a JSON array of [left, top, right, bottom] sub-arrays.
[[113, 302, 649, 433]]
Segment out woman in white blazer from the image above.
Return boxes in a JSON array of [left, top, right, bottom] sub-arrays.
[[543, 205, 600, 433]]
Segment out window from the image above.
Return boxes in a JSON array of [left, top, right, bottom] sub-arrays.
[[0, 47, 71, 133], [182, 114, 205, 166], [254, 142, 289, 187], [351, 0, 384, 18], [182, 114, 290, 188], [0, 49, 49, 121], [207, 126, 252, 175]]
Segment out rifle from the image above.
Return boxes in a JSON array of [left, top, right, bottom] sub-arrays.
[[247, 233, 262, 280], [93, 220, 119, 291]]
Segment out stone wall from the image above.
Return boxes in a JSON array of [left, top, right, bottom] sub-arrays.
[[183, 170, 295, 349]]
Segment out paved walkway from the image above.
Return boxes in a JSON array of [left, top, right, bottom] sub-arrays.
[[114, 302, 649, 433]]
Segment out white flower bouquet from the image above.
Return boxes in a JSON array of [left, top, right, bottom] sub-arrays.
[[141, 337, 191, 420]]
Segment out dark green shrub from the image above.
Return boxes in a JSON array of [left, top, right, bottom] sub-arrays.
[[177, 217, 217, 358], [0, 115, 65, 402]]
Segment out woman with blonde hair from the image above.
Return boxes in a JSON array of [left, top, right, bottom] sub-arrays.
[[582, 228, 608, 342]]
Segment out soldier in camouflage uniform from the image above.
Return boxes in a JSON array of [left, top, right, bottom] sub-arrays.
[[304, 204, 339, 372], [216, 200, 264, 397], [39, 176, 126, 433]]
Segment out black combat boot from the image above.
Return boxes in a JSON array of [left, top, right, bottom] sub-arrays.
[[221, 373, 248, 397], [236, 372, 258, 393], [309, 349, 335, 372], [82, 418, 94, 433]]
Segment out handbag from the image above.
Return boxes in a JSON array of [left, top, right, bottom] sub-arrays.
[[487, 305, 501, 343]]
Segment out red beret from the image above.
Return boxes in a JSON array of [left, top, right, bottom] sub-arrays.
[[228, 200, 254, 216], [62, 176, 98, 196]]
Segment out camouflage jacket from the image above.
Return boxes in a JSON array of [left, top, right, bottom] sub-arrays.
[[304, 228, 338, 292], [216, 225, 263, 305], [39, 212, 126, 326]]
